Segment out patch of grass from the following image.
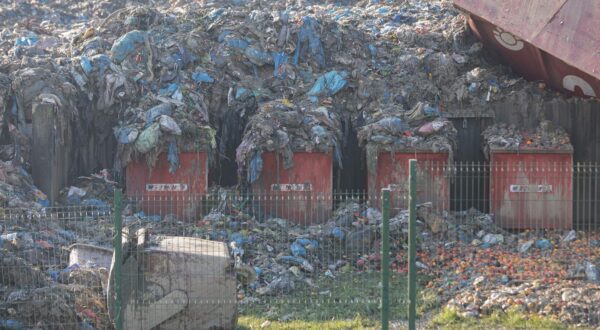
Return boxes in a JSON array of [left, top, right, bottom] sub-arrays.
[[237, 315, 376, 329], [238, 272, 436, 328], [429, 307, 572, 330]]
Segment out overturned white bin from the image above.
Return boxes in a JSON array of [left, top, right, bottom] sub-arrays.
[[118, 237, 237, 330]]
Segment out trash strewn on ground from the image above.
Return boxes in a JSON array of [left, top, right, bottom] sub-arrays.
[[0, 206, 113, 329], [1, 187, 599, 326], [123, 196, 599, 326]]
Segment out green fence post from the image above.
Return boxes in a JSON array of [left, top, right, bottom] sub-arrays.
[[113, 189, 123, 330], [408, 159, 417, 330], [381, 188, 391, 330]]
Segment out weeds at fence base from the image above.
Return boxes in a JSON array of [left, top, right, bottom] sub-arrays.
[[238, 273, 436, 328], [430, 307, 571, 330]]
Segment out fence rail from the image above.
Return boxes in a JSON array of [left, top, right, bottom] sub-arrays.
[[0, 161, 599, 328]]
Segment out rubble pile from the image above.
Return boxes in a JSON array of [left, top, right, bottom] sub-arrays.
[[483, 120, 573, 158], [236, 99, 342, 183]]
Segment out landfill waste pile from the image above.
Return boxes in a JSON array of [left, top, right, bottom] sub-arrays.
[[113, 97, 216, 175], [59, 169, 118, 208], [357, 102, 458, 172], [236, 99, 342, 183], [0, 0, 598, 327], [0, 208, 114, 329], [0, 160, 48, 208], [0, 0, 560, 195], [482, 120, 572, 159]]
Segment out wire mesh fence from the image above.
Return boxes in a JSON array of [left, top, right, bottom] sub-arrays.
[[0, 160, 599, 328], [122, 190, 406, 327], [0, 205, 113, 330]]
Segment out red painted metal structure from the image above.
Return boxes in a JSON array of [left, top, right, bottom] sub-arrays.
[[251, 151, 332, 225], [489, 148, 573, 229], [126, 152, 208, 219], [367, 150, 449, 213], [454, 0, 600, 98]]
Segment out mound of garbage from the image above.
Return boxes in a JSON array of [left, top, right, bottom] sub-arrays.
[[236, 99, 342, 183], [482, 120, 572, 159]]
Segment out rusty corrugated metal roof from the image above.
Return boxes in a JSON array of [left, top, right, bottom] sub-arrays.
[[455, 0, 600, 85]]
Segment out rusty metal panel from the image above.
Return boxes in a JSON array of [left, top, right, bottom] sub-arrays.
[[490, 150, 573, 229], [126, 152, 208, 218], [251, 151, 332, 225], [367, 151, 449, 213], [541, 52, 600, 98], [454, 0, 567, 40], [532, 0, 600, 85], [466, 16, 548, 82], [455, 0, 600, 98]]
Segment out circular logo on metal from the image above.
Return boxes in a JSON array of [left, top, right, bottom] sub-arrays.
[[493, 27, 524, 51], [562, 75, 597, 97]]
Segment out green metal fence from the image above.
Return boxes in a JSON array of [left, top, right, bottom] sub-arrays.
[[1, 160, 600, 328]]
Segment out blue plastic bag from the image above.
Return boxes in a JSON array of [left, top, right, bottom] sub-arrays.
[[273, 52, 289, 79], [279, 256, 306, 266], [91, 54, 112, 76], [295, 238, 318, 249], [290, 242, 306, 257], [423, 105, 440, 118], [110, 30, 146, 63], [80, 56, 93, 75], [235, 87, 251, 100], [307, 70, 348, 102], [145, 103, 173, 127], [244, 47, 272, 66], [0, 319, 23, 330], [115, 127, 138, 144], [248, 152, 263, 183], [230, 232, 248, 246], [159, 83, 179, 97], [368, 44, 377, 58], [226, 38, 249, 50], [293, 16, 326, 68], [331, 227, 345, 241], [167, 140, 180, 174], [15, 35, 38, 47], [192, 71, 215, 83], [134, 211, 161, 222], [377, 117, 408, 134]]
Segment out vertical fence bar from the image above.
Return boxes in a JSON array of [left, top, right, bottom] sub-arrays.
[[408, 159, 417, 330], [381, 188, 391, 330], [113, 189, 124, 330]]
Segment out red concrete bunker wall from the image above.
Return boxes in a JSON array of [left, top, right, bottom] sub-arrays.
[[490, 150, 573, 229], [251, 151, 333, 225], [368, 151, 450, 213], [126, 152, 208, 219]]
